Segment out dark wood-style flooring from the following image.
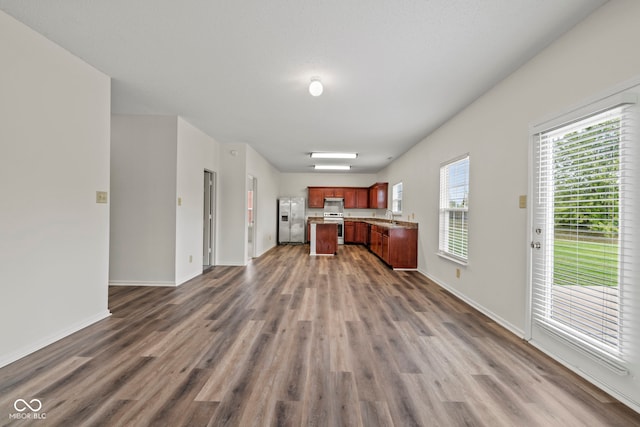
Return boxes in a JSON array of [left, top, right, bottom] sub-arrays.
[[1, 245, 639, 426]]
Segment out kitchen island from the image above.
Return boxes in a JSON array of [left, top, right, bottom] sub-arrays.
[[308, 219, 338, 255]]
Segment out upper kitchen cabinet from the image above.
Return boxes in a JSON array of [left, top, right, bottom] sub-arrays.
[[323, 188, 344, 198], [309, 184, 388, 209], [344, 188, 356, 209], [369, 182, 388, 209], [308, 187, 325, 208], [356, 188, 369, 208], [345, 187, 369, 209]]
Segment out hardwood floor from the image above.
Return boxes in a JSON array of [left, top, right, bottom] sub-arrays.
[[1, 244, 638, 426]]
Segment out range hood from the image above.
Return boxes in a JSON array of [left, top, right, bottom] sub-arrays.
[[323, 197, 344, 216]]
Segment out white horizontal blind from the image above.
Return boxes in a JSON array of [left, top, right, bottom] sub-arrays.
[[532, 104, 634, 361], [392, 182, 403, 213], [439, 155, 469, 262]]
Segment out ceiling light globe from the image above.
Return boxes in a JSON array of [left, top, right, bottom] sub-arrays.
[[309, 79, 323, 97]]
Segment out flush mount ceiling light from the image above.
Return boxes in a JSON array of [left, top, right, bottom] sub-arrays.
[[314, 164, 350, 170], [310, 152, 357, 159], [309, 77, 323, 97]]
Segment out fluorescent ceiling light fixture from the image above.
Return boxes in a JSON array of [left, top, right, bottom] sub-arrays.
[[310, 152, 357, 159], [309, 77, 323, 96], [314, 165, 351, 170]]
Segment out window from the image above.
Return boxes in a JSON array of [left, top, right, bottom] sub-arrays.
[[392, 182, 403, 214], [531, 100, 635, 369], [439, 155, 469, 263]]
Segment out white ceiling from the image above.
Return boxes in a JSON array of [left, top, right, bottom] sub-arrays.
[[0, 0, 606, 173]]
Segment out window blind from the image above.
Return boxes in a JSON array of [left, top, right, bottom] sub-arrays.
[[439, 155, 469, 262], [392, 182, 403, 213], [532, 103, 635, 367]]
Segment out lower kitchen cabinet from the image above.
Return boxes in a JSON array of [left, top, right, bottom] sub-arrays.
[[367, 224, 417, 269], [344, 221, 355, 243], [356, 221, 369, 244], [386, 228, 417, 269], [345, 220, 370, 245]]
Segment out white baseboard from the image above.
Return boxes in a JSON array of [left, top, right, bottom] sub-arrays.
[[417, 268, 524, 338], [109, 280, 176, 287], [0, 310, 111, 369]]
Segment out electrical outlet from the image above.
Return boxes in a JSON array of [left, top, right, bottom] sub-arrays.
[[189, 255, 192, 263], [96, 191, 108, 204], [456, 268, 461, 279], [178, 197, 182, 206]]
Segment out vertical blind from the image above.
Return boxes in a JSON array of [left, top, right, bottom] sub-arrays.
[[439, 155, 469, 262], [532, 103, 635, 366]]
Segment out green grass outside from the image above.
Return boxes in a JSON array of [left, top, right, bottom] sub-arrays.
[[553, 238, 619, 287]]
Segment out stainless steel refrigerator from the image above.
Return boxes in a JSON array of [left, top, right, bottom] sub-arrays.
[[278, 197, 305, 244]]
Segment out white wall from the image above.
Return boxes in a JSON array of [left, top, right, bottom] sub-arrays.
[[218, 143, 248, 265], [176, 118, 221, 283], [110, 115, 178, 285], [377, 0, 640, 409], [247, 145, 281, 257], [0, 10, 111, 367]]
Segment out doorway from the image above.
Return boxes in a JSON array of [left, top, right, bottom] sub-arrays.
[[247, 175, 257, 261], [203, 170, 216, 268]]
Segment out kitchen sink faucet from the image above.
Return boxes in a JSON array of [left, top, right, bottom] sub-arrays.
[[385, 209, 396, 225]]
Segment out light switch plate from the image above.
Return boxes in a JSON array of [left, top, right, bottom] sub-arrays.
[[96, 191, 108, 204]]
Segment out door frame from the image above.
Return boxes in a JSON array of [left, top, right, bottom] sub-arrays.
[[203, 170, 216, 267], [247, 174, 257, 260]]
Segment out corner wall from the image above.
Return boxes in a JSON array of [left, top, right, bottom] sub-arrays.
[[110, 115, 178, 285], [176, 118, 221, 283], [217, 144, 248, 265], [247, 145, 281, 257], [0, 10, 111, 367]]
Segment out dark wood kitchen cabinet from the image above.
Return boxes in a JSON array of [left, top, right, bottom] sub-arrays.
[[345, 220, 369, 244], [333, 188, 345, 198], [369, 225, 382, 257], [356, 221, 369, 244], [356, 188, 369, 208], [343, 187, 370, 209], [344, 188, 356, 208], [344, 221, 355, 243], [308, 183, 388, 209], [308, 187, 325, 208], [314, 223, 338, 255], [368, 223, 417, 269], [386, 227, 418, 269], [369, 182, 388, 209]]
